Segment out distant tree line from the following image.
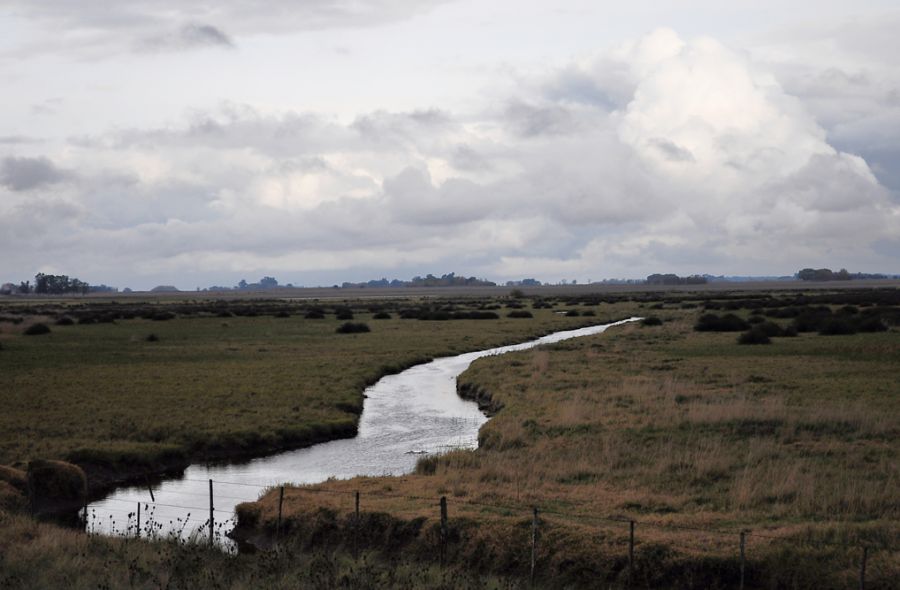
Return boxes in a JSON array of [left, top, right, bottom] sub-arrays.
[[505, 278, 542, 287], [341, 272, 496, 289], [796, 268, 888, 281], [645, 273, 708, 285], [0, 274, 117, 295]]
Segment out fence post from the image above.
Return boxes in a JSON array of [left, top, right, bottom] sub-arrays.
[[739, 530, 746, 590], [276, 486, 284, 540], [136, 502, 141, 538], [531, 507, 539, 586], [628, 520, 635, 587], [354, 490, 360, 560], [82, 497, 88, 532], [208, 479, 214, 547], [146, 477, 155, 502], [440, 496, 448, 569], [859, 546, 868, 590]]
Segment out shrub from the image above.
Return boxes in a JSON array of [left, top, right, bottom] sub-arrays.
[[23, 323, 51, 336], [335, 308, 354, 320], [55, 316, 74, 326], [581, 310, 596, 316], [150, 311, 176, 321], [274, 310, 291, 318], [507, 310, 533, 319], [694, 313, 749, 332], [856, 316, 887, 333], [305, 310, 325, 319], [26, 459, 86, 510], [756, 321, 785, 337], [641, 316, 663, 326], [738, 327, 772, 345], [565, 310, 580, 317], [336, 322, 370, 334], [373, 312, 392, 320], [818, 319, 857, 336], [146, 334, 159, 342]]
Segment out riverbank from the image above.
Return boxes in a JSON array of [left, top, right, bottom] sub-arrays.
[[235, 290, 899, 588], [1, 296, 631, 500]]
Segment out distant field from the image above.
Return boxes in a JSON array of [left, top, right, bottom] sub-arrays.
[[0, 296, 625, 486]]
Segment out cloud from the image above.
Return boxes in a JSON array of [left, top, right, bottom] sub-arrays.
[[3, 27, 898, 288], [139, 23, 235, 52], [0, 156, 70, 191], [3, 0, 449, 56]]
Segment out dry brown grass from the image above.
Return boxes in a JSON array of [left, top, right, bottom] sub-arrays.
[[242, 309, 900, 587]]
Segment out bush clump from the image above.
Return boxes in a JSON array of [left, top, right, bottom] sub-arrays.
[[335, 308, 354, 320], [372, 312, 392, 320], [26, 459, 87, 510], [336, 322, 370, 334], [738, 327, 772, 345], [146, 334, 159, 342], [694, 313, 750, 332], [23, 323, 51, 336], [507, 310, 533, 319], [818, 318, 857, 336], [641, 316, 663, 326], [55, 316, 74, 326], [304, 310, 325, 319]]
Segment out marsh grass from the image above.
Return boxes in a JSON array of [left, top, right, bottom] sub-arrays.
[[246, 306, 899, 587], [0, 298, 616, 477]]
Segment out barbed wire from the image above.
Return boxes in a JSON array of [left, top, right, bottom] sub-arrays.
[[89, 478, 899, 553]]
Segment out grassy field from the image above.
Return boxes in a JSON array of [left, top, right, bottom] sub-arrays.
[[0, 296, 619, 486], [237, 291, 899, 588], [2, 289, 898, 588]]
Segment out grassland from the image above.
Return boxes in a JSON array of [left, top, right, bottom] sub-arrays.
[[0, 296, 619, 489], [238, 291, 899, 588], [2, 288, 898, 588]]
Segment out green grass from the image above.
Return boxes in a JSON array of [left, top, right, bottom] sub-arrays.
[[0, 298, 622, 476], [237, 298, 899, 587]]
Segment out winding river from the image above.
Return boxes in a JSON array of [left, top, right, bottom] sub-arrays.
[[87, 318, 638, 546]]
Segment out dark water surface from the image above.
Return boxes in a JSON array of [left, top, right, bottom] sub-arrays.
[[87, 318, 638, 545]]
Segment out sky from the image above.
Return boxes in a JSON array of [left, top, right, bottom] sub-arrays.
[[1, 1, 899, 289]]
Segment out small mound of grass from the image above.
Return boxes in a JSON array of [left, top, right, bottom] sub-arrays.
[[336, 322, 370, 334], [737, 326, 772, 345], [507, 310, 533, 319], [372, 312, 392, 320], [23, 323, 51, 336], [641, 316, 663, 326]]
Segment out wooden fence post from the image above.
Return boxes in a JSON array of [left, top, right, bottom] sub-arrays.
[[276, 486, 284, 540], [739, 530, 747, 590], [440, 496, 448, 569], [354, 490, 360, 560], [859, 546, 868, 590], [208, 479, 214, 547], [531, 507, 539, 586], [136, 502, 141, 538], [628, 520, 635, 587]]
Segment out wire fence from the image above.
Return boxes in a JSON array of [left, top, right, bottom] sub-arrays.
[[79, 476, 898, 587]]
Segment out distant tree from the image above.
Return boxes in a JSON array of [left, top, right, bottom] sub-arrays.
[[259, 276, 278, 289]]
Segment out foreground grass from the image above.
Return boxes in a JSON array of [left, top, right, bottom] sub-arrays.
[[0, 512, 522, 590], [241, 297, 899, 588]]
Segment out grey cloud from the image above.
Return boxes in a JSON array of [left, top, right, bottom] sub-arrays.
[[0, 135, 42, 145], [649, 138, 695, 162], [0, 156, 70, 191], [5, 1, 450, 57], [504, 101, 578, 137], [139, 23, 235, 52]]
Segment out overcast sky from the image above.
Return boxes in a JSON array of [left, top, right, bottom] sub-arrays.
[[2, 1, 899, 289]]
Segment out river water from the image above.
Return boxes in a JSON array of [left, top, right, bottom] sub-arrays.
[[86, 318, 638, 546]]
